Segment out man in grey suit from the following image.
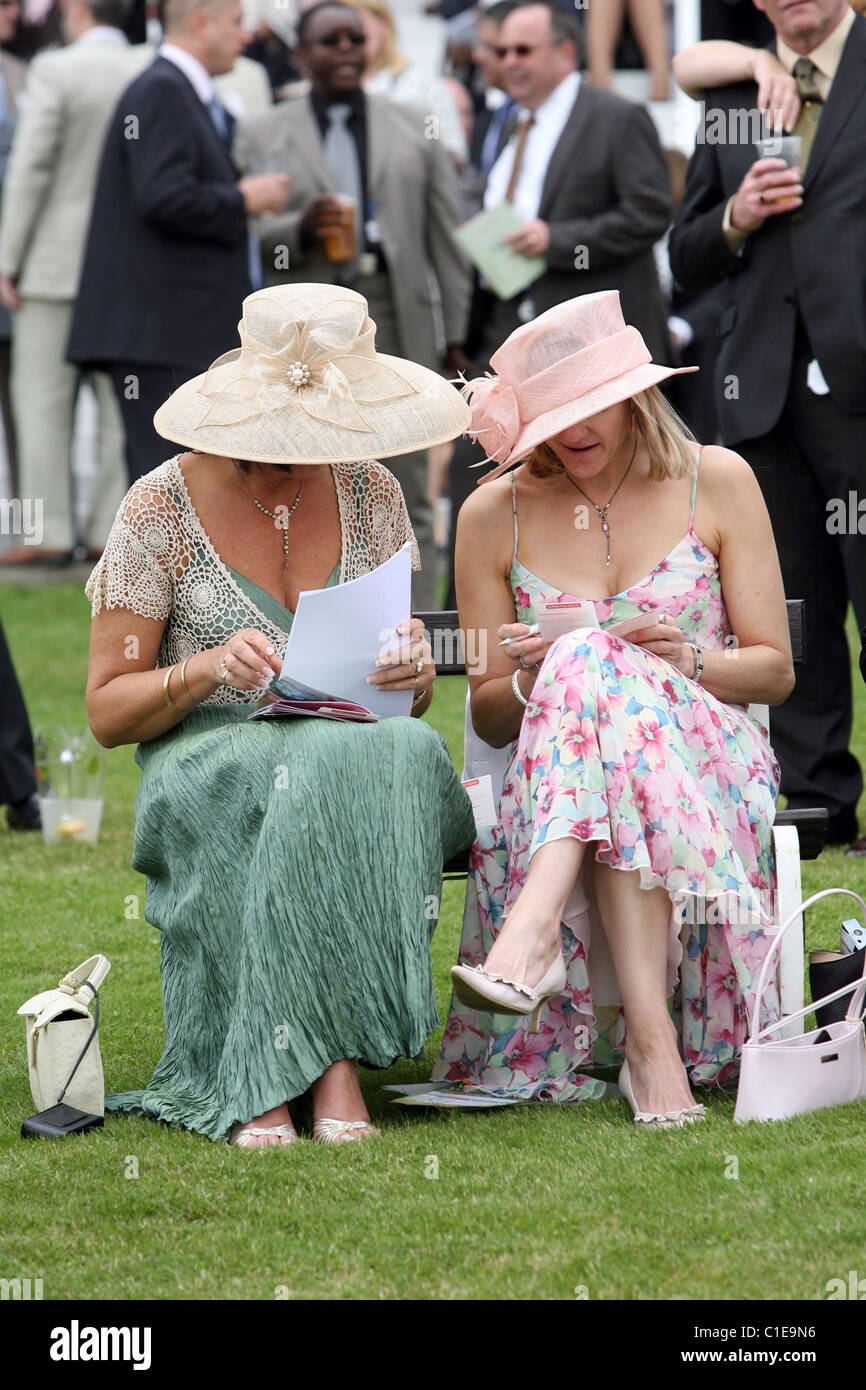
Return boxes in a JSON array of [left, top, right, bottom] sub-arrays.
[[0, 0, 149, 564], [234, 0, 472, 609]]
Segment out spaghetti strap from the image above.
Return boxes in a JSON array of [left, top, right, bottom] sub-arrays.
[[689, 447, 702, 529], [510, 468, 519, 562]]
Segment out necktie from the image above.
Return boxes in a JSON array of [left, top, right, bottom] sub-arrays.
[[207, 98, 231, 147], [324, 103, 363, 261], [792, 58, 824, 172], [503, 115, 535, 205], [208, 98, 263, 290]]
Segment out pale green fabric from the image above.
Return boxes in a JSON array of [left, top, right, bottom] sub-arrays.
[[105, 565, 474, 1142]]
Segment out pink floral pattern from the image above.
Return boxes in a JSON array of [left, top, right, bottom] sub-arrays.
[[433, 460, 781, 1101]]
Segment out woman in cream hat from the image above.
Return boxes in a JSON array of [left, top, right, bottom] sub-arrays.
[[85, 282, 475, 1147], [438, 290, 794, 1128]]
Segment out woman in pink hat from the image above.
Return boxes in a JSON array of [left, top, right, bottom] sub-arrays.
[[436, 290, 794, 1128]]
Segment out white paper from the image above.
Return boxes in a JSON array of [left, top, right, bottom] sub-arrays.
[[462, 774, 497, 826], [806, 359, 830, 396], [535, 599, 599, 643], [279, 541, 413, 719], [606, 608, 665, 638]]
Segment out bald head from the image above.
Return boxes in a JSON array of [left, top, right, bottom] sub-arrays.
[[162, 0, 233, 38], [160, 0, 248, 74]]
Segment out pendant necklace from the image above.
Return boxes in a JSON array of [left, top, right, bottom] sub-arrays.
[[563, 437, 638, 568], [247, 479, 303, 569]]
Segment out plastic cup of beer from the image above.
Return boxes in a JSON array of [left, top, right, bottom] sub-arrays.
[[324, 195, 357, 262], [755, 134, 802, 208]]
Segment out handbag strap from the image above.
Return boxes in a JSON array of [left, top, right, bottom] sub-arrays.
[[55, 993, 100, 1107], [59, 955, 110, 1002], [749, 888, 866, 1042]]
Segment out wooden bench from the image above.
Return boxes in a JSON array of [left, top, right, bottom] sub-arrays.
[[420, 599, 826, 1033]]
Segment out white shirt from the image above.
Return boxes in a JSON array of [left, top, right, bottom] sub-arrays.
[[159, 41, 215, 106], [484, 70, 580, 221], [75, 25, 129, 46]]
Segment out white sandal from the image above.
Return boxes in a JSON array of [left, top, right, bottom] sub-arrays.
[[312, 1118, 379, 1145], [229, 1122, 298, 1148]]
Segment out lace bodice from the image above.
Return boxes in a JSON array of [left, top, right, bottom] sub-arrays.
[[86, 456, 421, 706]]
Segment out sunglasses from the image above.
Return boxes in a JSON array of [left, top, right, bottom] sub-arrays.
[[307, 32, 366, 48], [495, 40, 555, 59]]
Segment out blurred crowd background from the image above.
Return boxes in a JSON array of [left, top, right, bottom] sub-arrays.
[[0, 0, 769, 593]]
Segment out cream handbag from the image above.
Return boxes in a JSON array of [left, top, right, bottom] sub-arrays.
[[17, 955, 111, 1116], [734, 890, 866, 1123]]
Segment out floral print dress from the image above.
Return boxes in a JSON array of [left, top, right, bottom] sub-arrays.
[[433, 453, 781, 1101]]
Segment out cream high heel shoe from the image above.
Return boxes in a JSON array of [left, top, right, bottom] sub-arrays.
[[450, 954, 567, 1032], [312, 1118, 379, 1145], [229, 1122, 298, 1148], [618, 1060, 706, 1131]]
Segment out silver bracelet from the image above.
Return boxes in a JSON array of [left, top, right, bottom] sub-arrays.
[[691, 642, 704, 683], [511, 669, 529, 707]]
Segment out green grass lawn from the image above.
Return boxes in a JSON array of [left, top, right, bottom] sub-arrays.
[[1, 581, 865, 1301]]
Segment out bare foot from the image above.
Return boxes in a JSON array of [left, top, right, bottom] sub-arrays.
[[230, 1102, 296, 1148]]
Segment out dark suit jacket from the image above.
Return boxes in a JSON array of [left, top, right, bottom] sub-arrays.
[[532, 84, 672, 359], [67, 56, 250, 373], [668, 15, 866, 445], [471, 82, 674, 365]]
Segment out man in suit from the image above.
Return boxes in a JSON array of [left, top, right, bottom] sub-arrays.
[[445, 0, 674, 604], [0, 0, 149, 565], [234, 0, 472, 609], [66, 0, 290, 484], [475, 0, 673, 364], [669, 0, 866, 848], [0, 0, 26, 494]]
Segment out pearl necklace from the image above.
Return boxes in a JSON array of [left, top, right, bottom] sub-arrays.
[[247, 480, 303, 569], [562, 437, 637, 568]]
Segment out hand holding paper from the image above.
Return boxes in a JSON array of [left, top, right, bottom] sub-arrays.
[[250, 542, 417, 722], [454, 203, 547, 302]]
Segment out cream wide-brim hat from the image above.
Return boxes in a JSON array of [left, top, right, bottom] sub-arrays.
[[154, 283, 471, 465]]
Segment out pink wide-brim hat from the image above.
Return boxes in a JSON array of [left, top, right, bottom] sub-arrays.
[[462, 290, 698, 483]]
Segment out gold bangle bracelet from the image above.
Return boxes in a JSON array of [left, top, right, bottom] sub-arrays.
[[162, 665, 183, 712], [179, 657, 199, 705]]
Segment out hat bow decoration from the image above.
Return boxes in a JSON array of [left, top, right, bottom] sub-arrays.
[[197, 299, 420, 436], [459, 373, 522, 466]]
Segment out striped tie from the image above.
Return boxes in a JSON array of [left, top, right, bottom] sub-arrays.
[[504, 115, 535, 205], [791, 58, 824, 172]]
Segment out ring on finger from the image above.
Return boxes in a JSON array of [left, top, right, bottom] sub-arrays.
[[758, 193, 767, 204], [415, 657, 424, 676]]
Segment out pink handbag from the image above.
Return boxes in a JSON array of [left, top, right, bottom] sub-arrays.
[[734, 889, 866, 1124]]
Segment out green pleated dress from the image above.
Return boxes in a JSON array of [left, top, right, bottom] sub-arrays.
[[104, 563, 475, 1141]]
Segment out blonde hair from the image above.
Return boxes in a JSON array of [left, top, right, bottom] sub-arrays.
[[340, 0, 408, 76], [526, 386, 696, 482]]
